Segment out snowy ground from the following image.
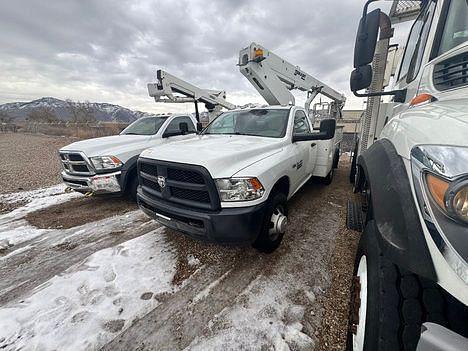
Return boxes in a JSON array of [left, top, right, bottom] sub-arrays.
[[0, 163, 355, 351]]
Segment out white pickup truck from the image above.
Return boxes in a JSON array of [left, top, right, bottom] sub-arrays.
[[136, 106, 341, 252], [59, 114, 197, 200]]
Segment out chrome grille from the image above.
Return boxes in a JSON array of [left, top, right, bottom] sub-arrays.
[[59, 151, 93, 175]]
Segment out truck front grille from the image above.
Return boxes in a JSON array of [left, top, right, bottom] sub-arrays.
[[138, 158, 220, 211], [59, 152, 93, 175], [433, 52, 468, 91]]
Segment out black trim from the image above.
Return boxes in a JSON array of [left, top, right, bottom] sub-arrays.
[[430, 0, 451, 61], [357, 139, 437, 281], [137, 188, 266, 244], [137, 157, 221, 211], [119, 154, 139, 191]]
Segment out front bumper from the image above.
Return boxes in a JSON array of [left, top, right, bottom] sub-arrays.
[[137, 187, 266, 244], [61, 171, 122, 194]]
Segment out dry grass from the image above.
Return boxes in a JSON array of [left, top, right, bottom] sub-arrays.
[[15, 122, 128, 138]]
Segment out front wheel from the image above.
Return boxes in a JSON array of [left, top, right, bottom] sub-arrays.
[[252, 192, 288, 253], [347, 222, 449, 351]]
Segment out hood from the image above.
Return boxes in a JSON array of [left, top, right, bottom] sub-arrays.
[[140, 134, 284, 178], [382, 98, 468, 159], [60, 134, 152, 158]]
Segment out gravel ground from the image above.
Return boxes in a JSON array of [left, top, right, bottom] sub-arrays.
[[0, 132, 361, 349], [0, 133, 77, 194]]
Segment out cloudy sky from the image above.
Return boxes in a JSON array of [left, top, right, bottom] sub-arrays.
[[0, 0, 393, 114]]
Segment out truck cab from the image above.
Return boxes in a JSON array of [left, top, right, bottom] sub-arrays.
[[136, 105, 339, 252], [59, 114, 197, 200], [348, 0, 468, 350]]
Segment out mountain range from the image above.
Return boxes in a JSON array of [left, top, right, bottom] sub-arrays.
[[0, 97, 157, 123]]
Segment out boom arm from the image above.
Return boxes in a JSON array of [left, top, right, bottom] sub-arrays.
[[238, 43, 346, 116], [147, 70, 236, 122]]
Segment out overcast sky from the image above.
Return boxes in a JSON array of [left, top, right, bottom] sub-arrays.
[[0, 0, 393, 113]]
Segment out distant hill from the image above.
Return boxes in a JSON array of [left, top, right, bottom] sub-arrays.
[[0, 97, 157, 123]]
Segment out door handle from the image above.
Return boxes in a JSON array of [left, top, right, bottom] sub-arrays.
[[311, 143, 316, 148]]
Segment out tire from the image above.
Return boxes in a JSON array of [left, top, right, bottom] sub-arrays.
[[322, 167, 334, 185], [126, 174, 139, 202], [252, 192, 288, 254], [346, 222, 459, 351], [333, 146, 340, 169]]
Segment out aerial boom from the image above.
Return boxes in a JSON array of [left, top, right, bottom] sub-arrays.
[[238, 43, 346, 117], [147, 70, 236, 123]]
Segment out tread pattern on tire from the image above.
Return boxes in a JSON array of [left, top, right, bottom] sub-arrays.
[[375, 257, 467, 351], [346, 199, 364, 232]]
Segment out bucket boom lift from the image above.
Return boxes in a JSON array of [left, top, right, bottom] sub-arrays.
[[238, 42, 346, 120], [147, 69, 236, 125]]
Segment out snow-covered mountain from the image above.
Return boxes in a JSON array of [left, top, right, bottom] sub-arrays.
[[0, 97, 157, 122]]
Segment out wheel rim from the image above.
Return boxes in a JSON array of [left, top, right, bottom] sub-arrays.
[[352, 255, 368, 351], [268, 205, 287, 241]]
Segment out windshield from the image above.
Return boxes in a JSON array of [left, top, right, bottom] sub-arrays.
[[204, 109, 290, 138], [121, 117, 168, 135], [437, 0, 468, 56]]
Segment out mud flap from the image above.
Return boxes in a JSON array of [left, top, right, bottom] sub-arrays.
[[347, 199, 364, 232]]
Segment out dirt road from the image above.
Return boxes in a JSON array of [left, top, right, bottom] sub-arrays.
[[0, 136, 358, 350]]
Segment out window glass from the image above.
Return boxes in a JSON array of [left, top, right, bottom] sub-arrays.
[[121, 117, 168, 135], [437, 0, 468, 56], [165, 116, 196, 133], [398, 2, 436, 82], [204, 109, 289, 138], [293, 110, 311, 134]]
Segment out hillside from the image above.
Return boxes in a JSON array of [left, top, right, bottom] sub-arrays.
[[0, 97, 156, 123]]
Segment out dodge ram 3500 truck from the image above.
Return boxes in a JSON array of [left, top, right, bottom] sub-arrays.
[[59, 114, 197, 200], [136, 106, 340, 252], [346, 1, 468, 350]]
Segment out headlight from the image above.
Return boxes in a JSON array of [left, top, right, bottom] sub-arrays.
[[426, 174, 468, 224], [90, 156, 123, 170], [215, 177, 265, 201]]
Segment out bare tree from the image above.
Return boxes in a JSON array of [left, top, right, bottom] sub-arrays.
[[0, 111, 13, 123], [27, 107, 58, 123], [66, 99, 96, 123]]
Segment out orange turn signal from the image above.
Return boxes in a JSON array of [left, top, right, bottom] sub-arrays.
[[410, 93, 435, 106], [426, 173, 449, 209], [248, 178, 263, 191]]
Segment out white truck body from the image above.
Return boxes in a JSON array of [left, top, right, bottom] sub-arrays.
[[59, 114, 197, 195], [348, 0, 468, 350]]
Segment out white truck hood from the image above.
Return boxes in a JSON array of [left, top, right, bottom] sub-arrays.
[[61, 134, 153, 160], [382, 98, 468, 159], [140, 134, 284, 178]]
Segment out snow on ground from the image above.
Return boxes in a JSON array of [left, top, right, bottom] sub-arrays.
[[186, 275, 314, 351], [0, 185, 80, 226], [0, 185, 80, 251], [0, 228, 176, 351]]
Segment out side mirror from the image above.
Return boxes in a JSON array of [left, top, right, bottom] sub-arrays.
[[179, 122, 189, 134], [292, 119, 336, 142], [354, 9, 380, 68], [350, 65, 373, 91], [196, 122, 203, 132]]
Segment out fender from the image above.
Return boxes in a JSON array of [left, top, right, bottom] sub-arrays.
[[119, 155, 140, 191], [357, 139, 437, 281]]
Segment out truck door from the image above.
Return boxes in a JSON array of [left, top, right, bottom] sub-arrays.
[[161, 116, 197, 142], [292, 110, 316, 188], [391, 1, 436, 116]]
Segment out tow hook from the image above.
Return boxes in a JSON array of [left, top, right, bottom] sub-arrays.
[[350, 276, 361, 334]]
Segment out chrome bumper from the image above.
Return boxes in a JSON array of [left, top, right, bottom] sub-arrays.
[[61, 171, 122, 194]]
